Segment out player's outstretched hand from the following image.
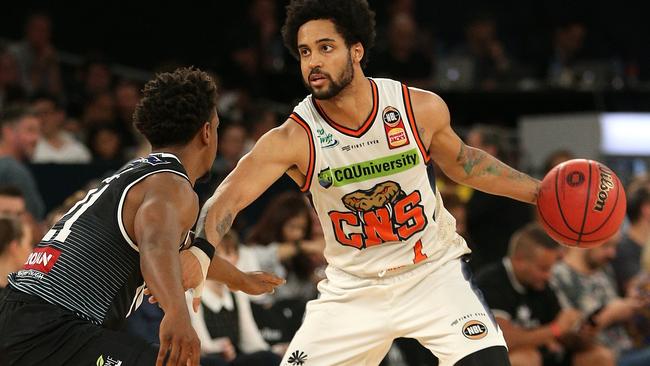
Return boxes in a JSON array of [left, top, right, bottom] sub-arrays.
[[157, 308, 201, 366], [229, 271, 285, 295]]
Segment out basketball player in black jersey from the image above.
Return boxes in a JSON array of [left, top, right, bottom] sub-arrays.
[[0, 67, 283, 366]]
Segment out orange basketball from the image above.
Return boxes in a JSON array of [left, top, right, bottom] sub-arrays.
[[537, 159, 626, 248]]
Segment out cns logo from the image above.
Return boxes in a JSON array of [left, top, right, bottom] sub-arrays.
[[462, 320, 488, 340]]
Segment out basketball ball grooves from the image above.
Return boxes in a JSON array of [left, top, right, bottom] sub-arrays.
[[555, 164, 581, 236], [576, 161, 594, 247]]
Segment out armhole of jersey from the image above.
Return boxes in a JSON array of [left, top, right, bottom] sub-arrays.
[[289, 112, 316, 192], [117, 169, 191, 252], [401, 84, 431, 164]]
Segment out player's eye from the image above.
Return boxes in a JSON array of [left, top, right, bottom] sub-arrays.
[[321, 45, 333, 52], [299, 48, 310, 57]]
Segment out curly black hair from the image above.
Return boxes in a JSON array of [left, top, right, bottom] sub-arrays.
[[282, 0, 376, 67], [134, 67, 217, 148]]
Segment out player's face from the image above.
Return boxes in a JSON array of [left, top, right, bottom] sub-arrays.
[[197, 110, 219, 183], [297, 19, 355, 100]]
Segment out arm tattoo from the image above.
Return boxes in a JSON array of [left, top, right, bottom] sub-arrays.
[[216, 213, 234, 237], [456, 143, 486, 176]]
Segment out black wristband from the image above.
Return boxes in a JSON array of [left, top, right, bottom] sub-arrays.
[[191, 237, 216, 261]]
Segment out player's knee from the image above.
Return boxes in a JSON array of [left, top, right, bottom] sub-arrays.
[[508, 347, 541, 366], [454, 345, 510, 366]]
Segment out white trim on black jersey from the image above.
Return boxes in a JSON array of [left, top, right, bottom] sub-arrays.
[[117, 169, 191, 252]]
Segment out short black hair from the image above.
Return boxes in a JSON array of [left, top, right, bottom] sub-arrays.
[[134, 67, 217, 148], [0, 185, 24, 199], [282, 0, 376, 67], [0, 104, 34, 135], [508, 223, 560, 259]]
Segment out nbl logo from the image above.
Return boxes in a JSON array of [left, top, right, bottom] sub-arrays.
[[382, 107, 401, 127], [462, 320, 488, 340]]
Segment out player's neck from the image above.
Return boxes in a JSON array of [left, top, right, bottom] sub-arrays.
[[151, 147, 201, 185], [316, 75, 373, 130]]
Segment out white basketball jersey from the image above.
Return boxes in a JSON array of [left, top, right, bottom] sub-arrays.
[[290, 78, 470, 277]]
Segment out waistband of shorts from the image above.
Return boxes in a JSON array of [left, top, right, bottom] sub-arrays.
[[3, 286, 49, 304], [326, 254, 471, 284], [326, 258, 438, 284]]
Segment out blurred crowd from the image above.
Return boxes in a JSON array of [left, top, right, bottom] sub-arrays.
[[2, 2, 650, 366]]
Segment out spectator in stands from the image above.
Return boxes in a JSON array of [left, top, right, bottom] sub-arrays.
[[627, 241, 650, 349], [552, 232, 650, 366], [86, 124, 125, 164], [0, 185, 40, 247], [369, 13, 434, 87], [465, 124, 531, 271], [82, 91, 116, 126], [0, 46, 25, 110], [189, 230, 281, 366], [0, 214, 32, 294], [213, 124, 248, 185], [546, 21, 588, 88], [612, 177, 650, 295], [31, 94, 91, 163], [542, 149, 575, 175], [243, 105, 278, 152], [246, 192, 324, 304], [67, 57, 114, 118], [452, 13, 514, 90], [0, 186, 27, 221], [476, 223, 615, 366], [114, 80, 143, 151], [0, 105, 45, 220], [9, 13, 63, 97]]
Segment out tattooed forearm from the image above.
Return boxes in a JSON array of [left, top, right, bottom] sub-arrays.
[[452, 143, 540, 203], [195, 197, 234, 242], [216, 213, 234, 237], [456, 143, 487, 175], [457, 144, 532, 181]]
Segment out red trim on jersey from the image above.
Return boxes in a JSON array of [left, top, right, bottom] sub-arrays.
[[311, 79, 379, 138], [401, 84, 431, 163], [289, 112, 315, 192]]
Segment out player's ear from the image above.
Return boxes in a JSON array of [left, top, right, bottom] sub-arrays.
[[201, 121, 212, 145], [352, 43, 364, 63]]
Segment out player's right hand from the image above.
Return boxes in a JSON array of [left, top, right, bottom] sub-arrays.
[[157, 308, 201, 366]]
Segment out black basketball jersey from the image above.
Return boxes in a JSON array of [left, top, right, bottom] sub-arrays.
[[8, 153, 192, 329]]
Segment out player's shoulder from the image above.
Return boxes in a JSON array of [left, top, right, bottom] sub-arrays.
[[138, 171, 196, 204], [407, 87, 448, 114]]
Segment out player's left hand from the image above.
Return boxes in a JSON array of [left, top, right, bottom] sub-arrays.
[[228, 271, 285, 295]]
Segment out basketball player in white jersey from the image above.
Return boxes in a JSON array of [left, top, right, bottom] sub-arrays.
[[194, 1, 540, 365]]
